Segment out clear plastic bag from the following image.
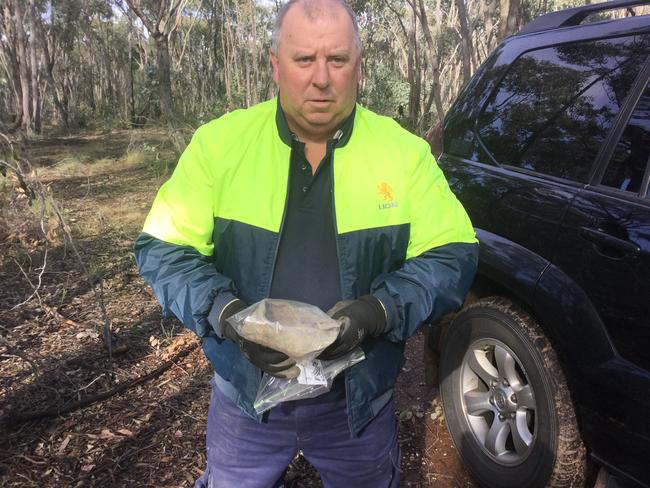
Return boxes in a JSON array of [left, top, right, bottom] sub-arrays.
[[254, 348, 365, 414], [226, 299, 366, 413], [227, 299, 341, 361]]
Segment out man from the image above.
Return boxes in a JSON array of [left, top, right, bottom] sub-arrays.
[[135, 0, 478, 486]]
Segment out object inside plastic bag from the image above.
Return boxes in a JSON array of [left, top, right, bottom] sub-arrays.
[[254, 348, 365, 414], [227, 299, 341, 361]]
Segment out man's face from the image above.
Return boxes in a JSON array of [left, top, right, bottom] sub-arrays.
[[271, 3, 361, 141]]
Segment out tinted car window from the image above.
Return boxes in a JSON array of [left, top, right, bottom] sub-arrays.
[[478, 34, 650, 182], [443, 51, 504, 160], [602, 81, 650, 196]]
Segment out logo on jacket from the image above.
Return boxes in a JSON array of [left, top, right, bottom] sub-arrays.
[[377, 182, 399, 210]]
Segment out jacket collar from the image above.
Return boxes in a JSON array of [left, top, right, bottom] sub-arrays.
[[275, 97, 355, 149]]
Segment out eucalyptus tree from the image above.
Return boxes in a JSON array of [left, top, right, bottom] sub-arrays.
[[123, 0, 189, 123]]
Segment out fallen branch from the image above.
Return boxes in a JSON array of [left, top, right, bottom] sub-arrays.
[[0, 342, 199, 426]]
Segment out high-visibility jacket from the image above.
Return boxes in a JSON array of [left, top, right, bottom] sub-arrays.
[[135, 98, 478, 435]]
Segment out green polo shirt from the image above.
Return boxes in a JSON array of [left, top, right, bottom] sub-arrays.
[[269, 104, 355, 311]]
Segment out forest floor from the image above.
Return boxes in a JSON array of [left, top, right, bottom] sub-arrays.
[[0, 129, 475, 487]]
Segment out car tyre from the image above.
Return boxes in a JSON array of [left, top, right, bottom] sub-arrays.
[[440, 297, 586, 488]]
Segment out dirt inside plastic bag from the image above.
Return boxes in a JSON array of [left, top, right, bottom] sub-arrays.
[[229, 299, 340, 359]]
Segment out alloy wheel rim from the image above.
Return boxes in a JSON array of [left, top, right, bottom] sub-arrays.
[[460, 337, 537, 466]]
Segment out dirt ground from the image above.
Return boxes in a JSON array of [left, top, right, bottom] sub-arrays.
[[0, 129, 476, 487]]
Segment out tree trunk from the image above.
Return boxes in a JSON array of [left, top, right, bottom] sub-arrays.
[[155, 34, 174, 123], [249, 0, 259, 105], [483, 0, 499, 53], [124, 0, 187, 124], [35, 10, 69, 129], [499, 0, 521, 42], [417, 0, 444, 124], [455, 0, 473, 86], [220, 0, 231, 105], [0, 2, 23, 128], [14, 1, 32, 134], [406, 3, 420, 131], [29, 0, 41, 133], [128, 27, 135, 126]]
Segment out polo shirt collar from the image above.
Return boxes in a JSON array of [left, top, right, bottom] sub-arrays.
[[275, 97, 355, 149]]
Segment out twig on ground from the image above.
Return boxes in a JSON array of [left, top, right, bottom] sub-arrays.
[[0, 335, 39, 380], [78, 373, 106, 392], [42, 305, 82, 326], [170, 360, 190, 378], [156, 402, 202, 422], [425, 471, 454, 480], [0, 342, 198, 426], [79, 441, 157, 483]]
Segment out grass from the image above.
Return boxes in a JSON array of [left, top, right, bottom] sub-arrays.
[[51, 156, 86, 177], [10, 129, 179, 250], [122, 148, 148, 167]]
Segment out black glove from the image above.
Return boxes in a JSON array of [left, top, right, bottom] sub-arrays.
[[318, 295, 386, 361], [219, 299, 297, 378]]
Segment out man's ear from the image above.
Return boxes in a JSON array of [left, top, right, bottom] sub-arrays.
[[270, 49, 280, 83], [355, 51, 363, 83]]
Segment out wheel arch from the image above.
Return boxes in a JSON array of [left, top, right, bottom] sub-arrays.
[[450, 229, 616, 370]]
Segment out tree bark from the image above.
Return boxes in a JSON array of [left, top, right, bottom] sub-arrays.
[[406, 3, 420, 131], [128, 25, 135, 126], [417, 0, 444, 124], [483, 0, 499, 55], [455, 0, 473, 86], [499, 0, 521, 42], [29, 0, 41, 133], [1, 2, 23, 128], [154, 34, 174, 122], [35, 7, 68, 129], [14, 1, 32, 134], [220, 0, 232, 105]]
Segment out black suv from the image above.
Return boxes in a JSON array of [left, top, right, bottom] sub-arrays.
[[433, 1, 650, 487]]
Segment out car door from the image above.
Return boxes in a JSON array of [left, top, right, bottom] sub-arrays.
[[552, 72, 650, 483]]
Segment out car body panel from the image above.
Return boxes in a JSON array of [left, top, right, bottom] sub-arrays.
[[473, 228, 549, 306], [440, 156, 579, 263]]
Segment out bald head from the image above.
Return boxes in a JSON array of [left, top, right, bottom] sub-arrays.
[[271, 0, 361, 53]]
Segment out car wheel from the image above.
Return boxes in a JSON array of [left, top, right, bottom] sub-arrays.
[[439, 297, 586, 488]]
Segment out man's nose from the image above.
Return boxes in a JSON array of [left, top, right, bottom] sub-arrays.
[[312, 59, 330, 89]]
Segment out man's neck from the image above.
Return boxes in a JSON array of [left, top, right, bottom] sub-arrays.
[[303, 142, 327, 173], [285, 118, 334, 172], [285, 119, 335, 146]]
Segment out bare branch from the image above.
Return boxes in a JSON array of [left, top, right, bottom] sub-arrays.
[[124, 0, 156, 35], [1, 131, 115, 363], [10, 247, 47, 310]]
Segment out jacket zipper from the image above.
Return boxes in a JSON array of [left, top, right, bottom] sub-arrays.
[[329, 130, 357, 434], [266, 143, 293, 297], [329, 130, 346, 301]]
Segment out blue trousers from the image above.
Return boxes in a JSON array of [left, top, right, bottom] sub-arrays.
[[195, 376, 400, 488]]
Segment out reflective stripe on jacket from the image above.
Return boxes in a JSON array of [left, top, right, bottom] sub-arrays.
[[134, 98, 478, 435]]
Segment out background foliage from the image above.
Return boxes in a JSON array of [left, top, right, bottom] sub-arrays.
[[1, 0, 645, 136]]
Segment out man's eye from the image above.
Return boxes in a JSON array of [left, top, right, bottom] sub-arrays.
[[330, 57, 347, 66], [297, 58, 312, 65]]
